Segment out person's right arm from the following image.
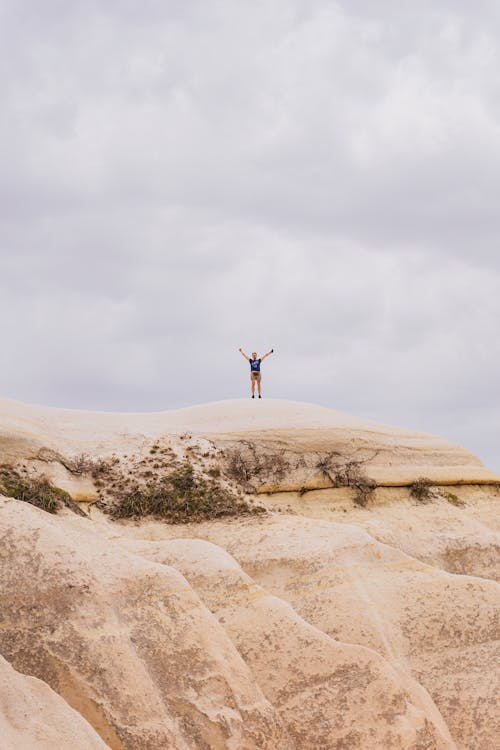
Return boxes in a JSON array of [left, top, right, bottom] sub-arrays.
[[239, 347, 249, 361]]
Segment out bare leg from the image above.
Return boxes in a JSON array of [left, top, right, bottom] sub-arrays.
[[251, 376, 256, 396], [257, 374, 262, 397]]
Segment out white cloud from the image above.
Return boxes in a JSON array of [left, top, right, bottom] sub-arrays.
[[0, 0, 499, 469]]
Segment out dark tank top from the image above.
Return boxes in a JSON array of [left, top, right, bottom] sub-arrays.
[[249, 358, 261, 372]]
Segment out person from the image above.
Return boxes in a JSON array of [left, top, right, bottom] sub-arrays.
[[238, 347, 274, 398]]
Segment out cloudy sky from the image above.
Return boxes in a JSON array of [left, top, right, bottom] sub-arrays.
[[1, 0, 499, 469]]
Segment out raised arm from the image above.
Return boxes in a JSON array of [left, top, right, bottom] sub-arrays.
[[261, 348, 274, 361], [239, 347, 250, 361]]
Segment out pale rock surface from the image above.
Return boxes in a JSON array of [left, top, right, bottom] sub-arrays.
[[263, 487, 500, 582], [347, 495, 500, 582], [0, 397, 498, 487], [0, 654, 110, 750], [0, 499, 289, 750], [119, 536, 456, 750], [0, 397, 499, 750], [146, 516, 499, 750]]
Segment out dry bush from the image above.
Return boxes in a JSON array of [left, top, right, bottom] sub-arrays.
[[225, 448, 254, 485], [409, 477, 435, 503], [315, 451, 342, 480], [351, 474, 378, 507], [0, 466, 86, 516], [314, 453, 377, 507], [36, 449, 113, 481], [66, 453, 101, 475], [225, 443, 377, 507], [87, 456, 120, 480], [224, 442, 290, 488], [107, 462, 265, 523]]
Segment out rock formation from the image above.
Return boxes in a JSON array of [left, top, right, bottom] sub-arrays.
[[0, 397, 498, 749]]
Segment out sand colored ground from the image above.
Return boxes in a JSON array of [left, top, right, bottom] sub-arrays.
[[0, 398, 499, 749]]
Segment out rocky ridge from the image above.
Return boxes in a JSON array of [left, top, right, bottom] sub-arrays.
[[0, 398, 498, 749]]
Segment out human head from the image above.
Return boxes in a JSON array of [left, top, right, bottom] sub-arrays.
[[252, 352, 257, 359]]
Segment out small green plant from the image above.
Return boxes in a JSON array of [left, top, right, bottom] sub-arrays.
[[0, 466, 86, 516], [409, 477, 435, 503], [441, 490, 465, 507]]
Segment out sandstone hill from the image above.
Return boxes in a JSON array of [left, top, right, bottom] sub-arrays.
[[0, 398, 498, 749]]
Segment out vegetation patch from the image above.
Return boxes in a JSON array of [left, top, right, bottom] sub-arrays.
[[58, 438, 265, 523], [0, 465, 86, 516], [224, 442, 379, 507], [104, 462, 265, 523], [409, 477, 435, 503]]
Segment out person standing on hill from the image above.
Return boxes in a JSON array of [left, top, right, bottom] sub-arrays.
[[238, 347, 274, 398]]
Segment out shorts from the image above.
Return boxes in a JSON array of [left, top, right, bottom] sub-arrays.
[[251, 371, 261, 380]]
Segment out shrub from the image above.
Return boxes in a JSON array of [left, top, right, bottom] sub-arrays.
[[0, 466, 86, 516], [409, 477, 435, 503]]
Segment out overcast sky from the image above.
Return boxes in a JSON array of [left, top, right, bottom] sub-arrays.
[[1, 0, 499, 469]]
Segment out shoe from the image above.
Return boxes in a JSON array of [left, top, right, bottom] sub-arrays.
[[252, 395, 255, 398], [258, 395, 262, 398]]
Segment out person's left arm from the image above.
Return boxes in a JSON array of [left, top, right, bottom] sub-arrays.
[[261, 348, 274, 361]]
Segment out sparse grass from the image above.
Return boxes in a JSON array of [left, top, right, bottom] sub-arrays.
[[106, 462, 265, 523], [0, 466, 86, 516], [409, 477, 435, 503]]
